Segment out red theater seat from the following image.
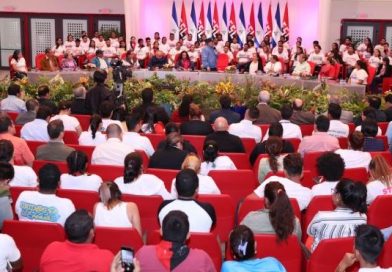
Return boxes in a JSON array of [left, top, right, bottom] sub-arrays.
[[88, 164, 124, 182], [220, 152, 251, 169], [72, 114, 91, 131], [144, 168, 179, 191], [56, 189, 99, 214], [94, 227, 143, 254], [367, 195, 392, 229]]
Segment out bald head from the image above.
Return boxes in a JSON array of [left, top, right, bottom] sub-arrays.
[[258, 90, 270, 103], [106, 124, 122, 139], [213, 117, 229, 131], [292, 98, 303, 111]]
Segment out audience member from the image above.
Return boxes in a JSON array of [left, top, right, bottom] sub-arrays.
[[0, 233, 22, 271], [78, 114, 106, 146], [200, 140, 236, 175], [171, 95, 193, 123], [37, 85, 57, 115], [367, 155, 392, 204], [148, 50, 168, 70], [383, 94, 392, 122], [15, 163, 75, 225], [158, 169, 216, 232], [257, 137, 286, 182], [60, 151, 102, 191], [36, 120, 75, 161], [228, 107, 262, 143], [208, 95, 241, 125], [15, 99, 38, 125], [99, 101, 123, 132], [92, 124, 134, 166], [264, 104, 302, 140], [290, 98, 315, 125], [136, 211, 215, 271], [0, 84, 26, 113], [0, 162, 14, 229], [307, 179, 367, 251], [40, 210, 113, 270], [361, 119, 385, 152], [354, 107, 382, 134], [252, 153, 312, 211], [328, 95, 353, 124], [70, 84, 89, 115], [180, 103, 213, 136], [292, 53, 311, 77], [50, 100, 82, 135], [327, 103, 349, 137], [85, 70, 113, 115], [298, 115, 340, 156], [367, 96, 387, 122], [157, 122, 197, 154], [20, 106, 51, 142], [132, 88, 170, 124], [221, 225, 286, 272], [40, 48, 60, 71], [349, 60, 368, 85], [255, 90, 281, 124]]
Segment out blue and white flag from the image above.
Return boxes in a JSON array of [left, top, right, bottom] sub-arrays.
[[190, 0, 198, 41], [255, 2, 264, 47], [171, 0, 179, 38], [272, 2, 282, 48], [206, 1, 213, 38], [238, 2, 246, 45], [221, 1, 228, 41]]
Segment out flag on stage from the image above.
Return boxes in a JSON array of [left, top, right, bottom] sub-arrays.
[[221, 1, 228, 41], [179, 0, 188, 39], [255, 2, 264, 47], [265, 2, 273, 46], [206, 1, 213, 38], [190, 0, 198, 41], [212, 0, 220, 38], [282, 1, 289, 41], [228, 2, 237, 42], [197, 1, 205, 40], [247, 2, 255, 38], [272, 1, 282, 47], [238, 2, 246, 45], [171, 1, 179, 38]]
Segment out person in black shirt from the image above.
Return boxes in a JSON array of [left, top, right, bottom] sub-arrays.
[[37, 85, 58, 115], [85, 70, 113, 115], [132, 88, 170, 125], [208, 95, 241, 125], [180, 104, 213, 136], [384, 94, 392, 122], [249, 122, 295, 166], [157, 122, 197, 154], [70, 84, 89, 115]]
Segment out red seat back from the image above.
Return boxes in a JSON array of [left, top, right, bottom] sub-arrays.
[[343, 167, 368, 184], [14, 124, 22, 137], [9, 186, 37, 205], [308, 61, 316, 75], [145, 168, 179, 191], [300, 124, 314, 136], [2, 220, 65, 272], [338, 137, 348, 149], [303, 151, 324, 178], [63, 131, 79, 145], [379, 122, 388, 135], [382, 77, 392, 93], [88, 164, 124, 182], [241, 138, 256, 154], [367, 195, 392, 229], [307, 237, 355, 272], [143, 134, 165, 150], [26, 141, 46, 157], [370, 151, 392, 165], [33, 160, 68, 174], [367, 65, 377, 85], [122, 194, 163, 235], [220, 152, 251, 169], [333, 63, 342, 80], [208, 170, 258, 207], [197, 194, 235, 242], [71, 114, 91, 131], [380, 236, 392, 268], [35, 53, 46, 70], [94, 227, 143, 254], [285, 138, 301, 152], [56, 189, 99, 214], [226, 235, 302, 272], [182, 135, 206, 156], [256, 124, 270, 136], [6, 111, 18, 122], [217, 53, 229, 72]]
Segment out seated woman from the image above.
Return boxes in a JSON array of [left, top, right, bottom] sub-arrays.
[[86, 40, 97, 55], [257, 137, 286, 183], [370, 57, 392, 93], [141, 106, 165, 134], [61, 52, 77, 71], [307, 179, 367, 252], [368, 49, 383, 69], [249, 53, 260, 75], [50, 100, 82, 135], [170, 154, 221, 198], [10, 50, 27, 78], [241, 181, 301, 240], [200, 140, 237, 175], [94, 182, 141, 235], [289, 46, 304, 72], [52, 37, 65, 57], [367, 155, 392, 204], [114, 152, 172, 200], [264, 55, 282, 76], [175, 51, 193, 71], [319, 57, 336, 79], [349, 60, 369, 85], [78, 114, 106, 146], [60, 151, 103, 192], [171, 94, 193, 123], [221, 225, 286, 272]]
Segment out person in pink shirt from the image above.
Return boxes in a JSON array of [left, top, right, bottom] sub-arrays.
[[298, 115, 340, 156]]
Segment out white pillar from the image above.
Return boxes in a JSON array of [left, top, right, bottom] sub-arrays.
[[124, 0, 140, 45], [318, 0, 332, 50]]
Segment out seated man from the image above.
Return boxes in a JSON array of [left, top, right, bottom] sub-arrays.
[[327, 103, 349, 138], [0, 84, 26, 113], [158, 169, 216, 232], [90, 49, 109, 71], [255, 90, 281, 124], [264, 104, 302, 140], [37, 85, 58, 115], [228, 107, 262, 143], [251, 153, 312, 211], [20, 106, 51, 142], [40, 210, 114, 270], [15, 163, 75, 226], [208, 95, 241, 125], [0, 234, 22, 271], [205, 117, 245, 153], [36, 120, 75, 161], [40, 48, 60, 71], [291, 53, 311, 77], [99, 101, 123, 132], [15, 99, 38, 125], [136, 210, 215, 271], [70, 84, 89, 115], [290, 98, 315, 125], [298, 115, 340, 156], [148, 50, 168, 70], [236, 44, 252, 73], [91, 124, 134, 166]]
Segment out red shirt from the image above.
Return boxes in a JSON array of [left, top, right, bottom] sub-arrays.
[[40, 240, 114, 272], [0, 133, 34, 165], [171, 110, 189, 123]]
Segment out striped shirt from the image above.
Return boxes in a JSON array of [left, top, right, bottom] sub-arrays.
[[307, 207, 367, 251]]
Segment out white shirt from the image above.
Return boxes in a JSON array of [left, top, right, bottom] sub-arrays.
[[272, 48, 289, 60], [0, 234, 21, 272], [64, 41, 76, 52], [170, 174, 221, 198], [350, 69, 368, 85], [335, 149, 372, 170], [159, 43, 171, 54], [10, 57, 27, 73], [249, 61, 259, 75], [52, 45, 65, 56], [292, 62, 311, 76], [188, 51, 200, 62], [50, 114, 80, 132], [368, 56, 382, 68], [72, 46, 84, 56], [343, 52, 360, 67], [328, 120, 349, 138], [367, 180, 392, 204], [94, 202, 132, 228], [60, 173, 102, 192], [103, 46, 117, 58], [228, 120, 262, 143], [0, 96, 26, 113], [311, 181, 338, 198], [254, 175, 312, 210], [264, 120, 302, 141], [80, 40, 90, 52], [135, 46, 150, 60], [168, 48, 182, 63], [114, 174, 172, 200], [237, 50, 252, 64], [95, 40, 106, 50], [15, 191, 75, 226], [99, 58, 108, 70], [355, 125, 382, 136], [200, 156, 237, 176], [21, 119, 49, 142], [264, 61, 282, 74], [9, 165, 38, 187], [122, 132, 155, 157], [92, 138, 135, 166], [109, 38, 119, 49], [78, 131, 106, 146], [308, 52, 325, 65]]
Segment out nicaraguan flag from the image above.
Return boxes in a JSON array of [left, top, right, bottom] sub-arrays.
[[190, 0, 198, 41], [238, 2, 246, 45], [272, 2, 282, 48], [171, 0, 179, 38], [221, 1, 228, 41], [206, 1, 213, 38]]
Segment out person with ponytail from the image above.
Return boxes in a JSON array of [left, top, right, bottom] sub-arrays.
[[257, 137, 286, 182], [242, 181, 301, 241], [93, 182, 141, 235], [60, 151, 102, 192], [200, 140, 237, 175], [367, 155, 392, 204], [114, 152, 172, 200], [221, 225, 286, 272], [78, 114, 106, 146], [171, 94, 194, 123], [308, 178, 367, 251]]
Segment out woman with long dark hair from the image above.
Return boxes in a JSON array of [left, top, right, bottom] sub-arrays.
[[78, 114, 106, 146], [242, 181, 301, 241], [257, 137, 285, 182], [52, 37, 65, 56], [200, 140, 237, 175], [349, 60, 369, 85], [171, 95, 193, 123], [175, 51, 193, 71], [10, 49, 28, 77]]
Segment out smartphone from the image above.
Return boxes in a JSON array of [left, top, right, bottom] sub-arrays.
[[121, 247, 134, 272]]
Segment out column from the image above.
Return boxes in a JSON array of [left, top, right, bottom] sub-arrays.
[[318, 0, 332, 50], [123, 0, 140, 44]]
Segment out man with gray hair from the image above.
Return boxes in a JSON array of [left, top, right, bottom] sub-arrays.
[[326, 95, 353, 124], [70, 84, 89, 115], [255, 90, 281, 124], [290, 98, 315, 125]]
